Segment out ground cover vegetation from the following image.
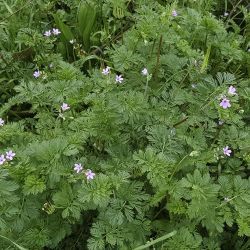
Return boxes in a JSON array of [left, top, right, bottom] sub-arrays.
[[0, 0, 250, 249]]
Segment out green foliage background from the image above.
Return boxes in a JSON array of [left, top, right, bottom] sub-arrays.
[[0, 0, 250, 249]]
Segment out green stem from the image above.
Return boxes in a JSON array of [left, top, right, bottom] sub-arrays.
[[144, 78, 149, 96], [153, 34, 163, 79]]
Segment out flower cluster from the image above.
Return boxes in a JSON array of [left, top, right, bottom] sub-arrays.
[[44, 28, 61, 37], [73, 163, 95, 180], [219, 85, 237, 109], [101, 66, 124, 83], [0, 150, 16, 165], [102, 67, 151, 84]]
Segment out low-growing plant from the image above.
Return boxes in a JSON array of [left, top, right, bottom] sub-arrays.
[[0, 0, 250, 249]]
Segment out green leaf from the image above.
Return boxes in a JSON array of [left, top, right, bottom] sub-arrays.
[[53, 13, 74, 41], [77, 3, 97, 50], [63, 145, 79, 156], [23, 175, 46, 195]]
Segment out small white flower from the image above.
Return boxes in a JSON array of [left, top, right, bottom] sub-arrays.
[[74, 163, 83, 173], [44, 30, 52, 37], [0, 118, 4, 126], [228, 86, 236, 95], [61, 103, 70, 111], [102, 66, 111, 75], [115, 75, 124, 83], [6, 150, 15, 161], [141, 68, 148, 76], [52, 28, 61, 35], [33, 70, 41, 78]]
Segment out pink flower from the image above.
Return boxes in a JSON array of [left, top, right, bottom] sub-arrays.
[[61, 103, 70, 111], [74, 163, 83, 173], [6, 150, 15, 160], [228, 86, 236, 95], [220, 98, 231, 109], [115, 75, 124, 83], [223, 146, 232, 157], [85, 170, 95, 180]]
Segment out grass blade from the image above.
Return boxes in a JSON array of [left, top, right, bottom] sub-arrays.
[[0, 234, 28, 250], [133, 230, 177, 250]]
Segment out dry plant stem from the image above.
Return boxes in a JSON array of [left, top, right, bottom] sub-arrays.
[[225, 0, 244, 25], [173, 116, 189, 127]]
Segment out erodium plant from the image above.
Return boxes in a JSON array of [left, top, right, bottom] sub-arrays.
[[0, 0, 249, 249]]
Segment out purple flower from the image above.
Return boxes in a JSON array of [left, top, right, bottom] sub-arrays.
[[44, 30, 51, 37], [33, 70, 41, 78], [172, 10, 178, 17], [52, 28, 61, 35], [102, 66, 111, 75], [0, 154, 6, 165], [223, 146, 232, 157], [220, 98, 231, 109], [228, 86, 236, 95], [6, 150, 15, 160], [85, 170, 95, 180], [141, 68, 148, 76], [115, 75, 124, 84], [61, 103, 70, 111], [74, 163, 83, 173], [0, 118, 4, 126]]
